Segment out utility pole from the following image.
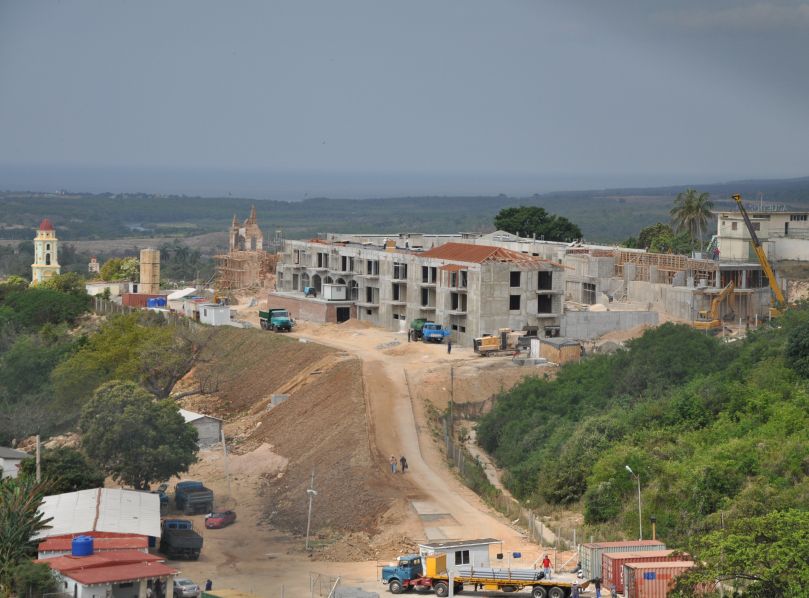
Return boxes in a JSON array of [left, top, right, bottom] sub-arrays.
[[221, 429, 231, 497], [35, 435, 41, 482], [625, 465, 643, 540], [305, 470, 317, 551]]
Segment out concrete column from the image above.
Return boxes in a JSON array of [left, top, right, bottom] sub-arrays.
[[741, 269, 748, 289], [165, 577, 174, 598], [138, 580, 148, 598]]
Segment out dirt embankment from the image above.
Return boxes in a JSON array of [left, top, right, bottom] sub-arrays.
[[177, 327, 395, 539]]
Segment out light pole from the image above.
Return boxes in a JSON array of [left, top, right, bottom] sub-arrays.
[[305, 470, 317, 551], [625, 465, 642, 540]]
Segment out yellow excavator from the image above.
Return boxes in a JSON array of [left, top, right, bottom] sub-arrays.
[[695, 281, 736, 331], [732, 193, 786, 316]]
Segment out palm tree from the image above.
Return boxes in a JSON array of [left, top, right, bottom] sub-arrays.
[[670, 188, 714, 250]]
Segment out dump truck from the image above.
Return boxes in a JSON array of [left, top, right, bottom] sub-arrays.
[[382, 553, 586, 597], [174, 480, 214, 515], [159, 519, 203, 560], [421, 322, 450, 343], [259, 308, 293, 332], [410, 318, 428, 340]]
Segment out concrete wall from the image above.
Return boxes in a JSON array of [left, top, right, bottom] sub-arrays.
[[0, 457, 23, 478], [268, 293, 357, 324], [192, 417, 222, 448], [562, 311, 659, 340]]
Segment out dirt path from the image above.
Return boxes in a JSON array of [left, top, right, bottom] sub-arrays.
[[288, 322, 541, 561]]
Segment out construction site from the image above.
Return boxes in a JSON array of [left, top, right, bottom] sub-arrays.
[[214, 206, 278, 294]]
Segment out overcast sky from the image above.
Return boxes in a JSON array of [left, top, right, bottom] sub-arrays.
[[1, 0, 808, 196]]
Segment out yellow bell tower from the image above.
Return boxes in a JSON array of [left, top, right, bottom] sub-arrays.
[[31, 218, 61, 285]]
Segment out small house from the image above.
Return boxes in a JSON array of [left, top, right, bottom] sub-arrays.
[[418, 538, 503, 574], [84, 281, 128, 298], [0, 446, 28, 478], [179, 409, 223, 448], [166, 287, 199, 312], [198, 303, 232, 326]]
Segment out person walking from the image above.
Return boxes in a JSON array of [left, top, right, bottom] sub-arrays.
[[541, 554, 551, 579], [594, 577, 602, 598], [205, 580, 213, 592], [609, 583, 617, 598], [447, 340, 452, 354], [400, 455, 408, 473], [390, 455, 397, 473], [571, 581, 579, 598]]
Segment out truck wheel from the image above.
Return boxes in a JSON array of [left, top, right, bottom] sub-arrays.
[[433, 582, 449, 597], [532, 587, 548, 598], [547, 587, 565, 598], [388, 580, 403, 594]]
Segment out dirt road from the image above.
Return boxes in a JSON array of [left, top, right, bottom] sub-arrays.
[[288, 321, 541, 560]]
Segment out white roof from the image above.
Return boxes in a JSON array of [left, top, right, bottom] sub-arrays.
[[166, 287, 198, 301], [37, 488, 161, 539], [179, 408, 223, 423]]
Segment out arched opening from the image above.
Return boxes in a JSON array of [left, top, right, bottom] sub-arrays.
[[336, 278, 346, 285], [46, 243, 51, 251], [301, 272, 310, 292], [324, 276, 333, 285], [45, 253, 51, 265], [312, 274, 322, 294], [250, 236, 256, 251], [349, 280, 359, 301]]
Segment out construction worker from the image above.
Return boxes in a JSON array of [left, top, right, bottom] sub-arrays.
[[390, 456, 397, 473], [447, 340, 452, 354], [542, 555, 551, 579]]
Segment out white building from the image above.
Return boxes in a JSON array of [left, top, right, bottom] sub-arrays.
[[419, 538, 503, 575], [198, 303, 232, 326], [39, 549, 177, 598], [0, 446, 28, 478], [716, 208, 809, 262], [84, 281, 129, 298], [179, 408, 223, 448]]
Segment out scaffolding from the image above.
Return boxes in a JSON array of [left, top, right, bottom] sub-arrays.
[[614, 250, 718, 285], [214, 250, 277, 292]]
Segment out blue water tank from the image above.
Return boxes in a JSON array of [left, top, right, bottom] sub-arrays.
[[146, 298, 158, 308], [156, 297, 167, 307], [71, 536, 94, 557]]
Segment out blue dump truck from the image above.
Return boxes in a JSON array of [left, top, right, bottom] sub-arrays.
[[421, 322, 450, 343], [160, 519, 203, 560], [174, 480, 214, 515], [382, 553, 583, 597], [259, 308, 293, 332]]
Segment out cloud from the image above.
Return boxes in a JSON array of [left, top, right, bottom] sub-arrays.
[[656, 2, 809, 30]]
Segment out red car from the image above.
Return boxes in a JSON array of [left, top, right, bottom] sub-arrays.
[[204, 510, 236, 529]]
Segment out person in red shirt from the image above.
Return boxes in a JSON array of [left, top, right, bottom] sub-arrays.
[[542, 555, 552, 579]]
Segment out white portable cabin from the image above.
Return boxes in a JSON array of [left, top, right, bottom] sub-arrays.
[[198, 303, 231, 326], [0, 446, 28, 478], [418, 538, 503, 575]]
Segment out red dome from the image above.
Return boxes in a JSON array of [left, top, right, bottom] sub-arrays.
[[38, 218, 54, 231]]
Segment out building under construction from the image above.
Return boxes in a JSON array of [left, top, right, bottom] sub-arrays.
[[215, 206, 277, 292]]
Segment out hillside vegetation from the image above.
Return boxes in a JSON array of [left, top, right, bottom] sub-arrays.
[[477, 312, 809, 547]]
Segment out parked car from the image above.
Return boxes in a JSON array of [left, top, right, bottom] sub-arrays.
[[173, 578, 201, 598], [204, 510, 237, 529]]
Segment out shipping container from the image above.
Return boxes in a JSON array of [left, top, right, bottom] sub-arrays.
[[623, 561, 695, 598], [322, 283, 347, 301], [602, 550, 687, 594], [579, 540, 665, 580], [121, 293, 165, 308]]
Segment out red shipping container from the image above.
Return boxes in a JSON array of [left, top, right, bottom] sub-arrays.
[[602, 550, 688, 594], [623, 561, 695, 598], [122, 293, 163, 308]]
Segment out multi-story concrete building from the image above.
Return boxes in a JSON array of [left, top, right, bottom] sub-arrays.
[[274, 238, 565, 345], [715, 208, 809, 262]]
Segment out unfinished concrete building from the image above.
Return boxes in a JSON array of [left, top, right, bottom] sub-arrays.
[[215, 207, 276, 291], [274, 239, 565, 345]]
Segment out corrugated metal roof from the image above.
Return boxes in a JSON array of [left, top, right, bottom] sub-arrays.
[[582, 540, 665, 549], [0, 446, 28, 459], [36, 489, 161, 539], [64, 561, 176, 585], [38, 551, 163, 571], [167, 287, 198, 301], [419, 538, 501, 549], [179, 408, 223, 423]]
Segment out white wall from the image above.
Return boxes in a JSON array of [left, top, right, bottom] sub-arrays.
[[199, 305, 231, 326], [0, 457, 23, 478]]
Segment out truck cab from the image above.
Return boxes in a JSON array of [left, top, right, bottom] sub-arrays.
[[381, 555, 423, 594], [421, 322, 450, 343], [259, 308, 293, 332]]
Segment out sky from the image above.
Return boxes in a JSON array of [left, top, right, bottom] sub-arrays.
[[1, 0, 808, 198]]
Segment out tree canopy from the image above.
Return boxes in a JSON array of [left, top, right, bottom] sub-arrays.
[[19, 447, 105, 495], [671, 188, 714, 249], [493, 206, 582, 242], [80, 381, 198, 489], [99, 257, 139, 281]]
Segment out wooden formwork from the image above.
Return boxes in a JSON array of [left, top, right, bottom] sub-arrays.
[[614, 250, 718, 284], [215, 250, 277, 291]]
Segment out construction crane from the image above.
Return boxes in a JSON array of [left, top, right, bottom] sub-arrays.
[[694, 281, 735, 331], [731, 193, 786, 315]]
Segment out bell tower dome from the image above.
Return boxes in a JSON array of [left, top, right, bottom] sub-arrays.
[[31, 218, 61, 285]]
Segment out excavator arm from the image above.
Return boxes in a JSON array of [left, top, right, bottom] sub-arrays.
[[731, 194, 786, 310]]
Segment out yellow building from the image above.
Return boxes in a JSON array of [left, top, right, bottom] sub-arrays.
[[31, 218, 61, 284]]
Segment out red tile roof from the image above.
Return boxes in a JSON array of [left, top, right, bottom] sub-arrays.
[[38, 550, 162, 572], [420, 242, 546, 265], [38, 218, 54, 231], [38, 535, 148, 553], [68, 562, 177, 585]]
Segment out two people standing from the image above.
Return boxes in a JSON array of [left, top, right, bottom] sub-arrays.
[[390, 455, 408, 473]]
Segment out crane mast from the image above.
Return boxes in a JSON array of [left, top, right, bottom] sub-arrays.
[[731, 193, 786, 311]]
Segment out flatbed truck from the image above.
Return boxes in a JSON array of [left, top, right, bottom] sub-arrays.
[[382, 553, 587, 597]]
